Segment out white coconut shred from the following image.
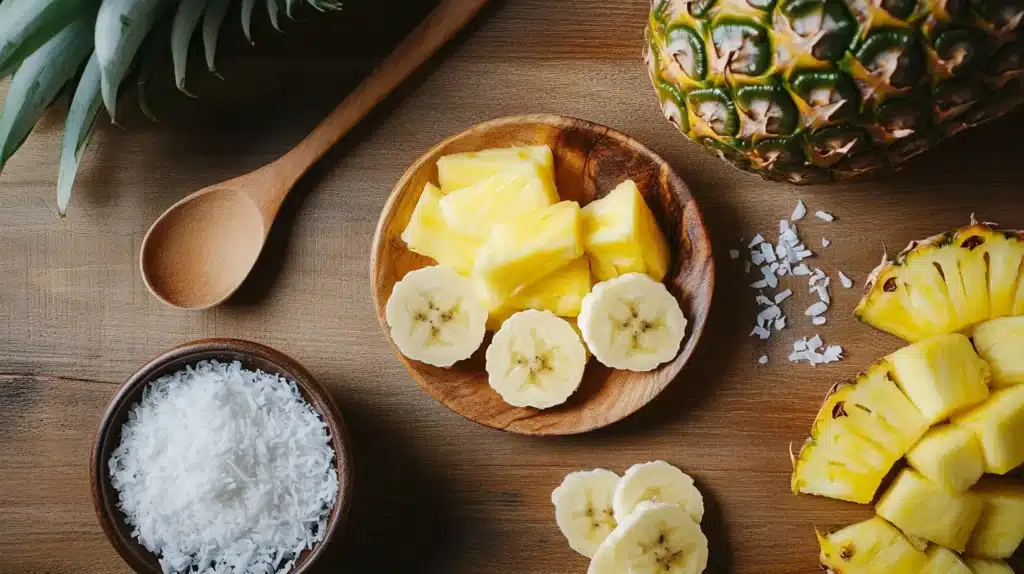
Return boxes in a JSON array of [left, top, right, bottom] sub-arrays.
[[108, 360, 338, 574]]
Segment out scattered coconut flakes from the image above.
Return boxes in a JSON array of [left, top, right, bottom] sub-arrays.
[[757, 305, 782, 326], [807, 335, 823, 349], [792, 264, 811, 276], [758, 355, 769, 365], [755, 294, 774, 306], [815, 210, 834, 222], [805, 301, 828, 317], [776, 261, 791, 276], [751, 325, 771, 340], [730, 249, 740, 260], [761, 242, 777, 263], [748, 234, 764, 247], [774, 289, 793, 304], [796, 248, 814, 259], [839, 271, 854, 289], [752, 252, 766, 265], [775, 316, 787, 330], [788, 337, 842, 366], [793, 339, 807, 352], [792, 200, 807, 221], [814, 285, 831, 305], [750, 279, 768, 289], [812, 316, 827, 325], [822, 237, 831, 248], [823, 346, 843, 361]]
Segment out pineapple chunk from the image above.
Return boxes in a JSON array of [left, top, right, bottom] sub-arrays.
[[967, 477, 1024, 559], [581, 180, 670, 282], [905, 424, 985, 492], [973, 316, 1024, 387], [965, 558, 1015, 574], [400, 183, 479, 274], [922, 545, 973, 574], [818, 517, 928, 573], [954, 384, 1024, 474], [436, 145, 555, 191], [875, 469, 983, 552], [438, 164, 559, 240], [474, 201, 583, 303], [888, 333, 991, 424], [502, 257, 591, 317]]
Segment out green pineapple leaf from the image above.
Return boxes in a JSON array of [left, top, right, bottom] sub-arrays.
[[266, 0, 282, 32], [201, 0, 231, 75], [171, 0, 209, 95], [241, 0, 256, 44], [0, 0, 97, 78], [57, 52, 102, 216], [94, 0, 175, 119]]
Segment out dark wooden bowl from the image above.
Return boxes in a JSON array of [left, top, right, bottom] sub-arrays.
[[371, 114, 714, 435], [90, 339, 353, 573]]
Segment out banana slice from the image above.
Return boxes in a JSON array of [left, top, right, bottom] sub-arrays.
[[613, 460, 704, 524], [589, 501, 708, 574], [485, 310, 587, 409], [578, 273, 687, 371], [551, 469, 621, 558], [385, 266, 487, 367]]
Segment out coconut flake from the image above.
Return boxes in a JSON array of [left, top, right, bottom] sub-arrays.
[[775, 316, 787, 330], [758, 355, 769, 365], [774, 289, 793, 304], [760, 242, 777, 263], [792, 264, 811, 276], [812, 316, 827, 325], [805, 301, 828, 317], [752, 252, 766, 265], [822, 237, 831, 247], [839, 271, 854, 289], [750, 279, 768, 289], [815, 210, 834, 222], [729, 249, 740, 259], [748, 234, 765, 248], [807, 335, 823, 350], [751, 325, 771, 339], [792, 200, 807, 221]]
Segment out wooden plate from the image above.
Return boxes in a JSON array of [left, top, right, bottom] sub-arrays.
[[371, 114, 714, 435], [90, 339, 353, 573]]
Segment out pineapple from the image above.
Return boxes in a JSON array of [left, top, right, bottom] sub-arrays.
[[953, 384, 1024, 474], [922, 545, 973, 574], [967, 477, 1024, 559], [875, 468, 983, 552], [856, 225, 1024, 341], [474, 201, 584, 303], [436, 146, 555, 192], [905, 424, 985, 493], [817, 516, 928, 573], [965, 558, 1016, 574], [973, 316, 1024, 387], [489, 257, 592, 325], [401, 183, 479, 275], [792, 361, 929, 503], [438, 165, 559, 241], [581, 179, 670, 282], [645, 0, 1024, 184], [888, 333, 991, 424]]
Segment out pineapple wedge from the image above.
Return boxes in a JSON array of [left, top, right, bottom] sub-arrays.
[[439, 164, 559, 240], [954, 384, 1024, 474], [474, 201, 584, 303], [965, 558, 1015, 574], [973, 316, 1024, 387], [922, 545, 973, 574], [875, 468, 983, 552], [905, 424, 985, 493], [401, 183, 479, 274], [436, 145, 555, 192], [967, 477, 1024, 559], [817, 517, 928, 573], [581, 179, 670, 282], [494, 257, 592, 321], [888, 333, 991, 424]]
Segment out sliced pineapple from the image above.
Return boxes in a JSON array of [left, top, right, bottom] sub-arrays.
[[905, 424, 985, 493], [888, 333, 991, 424], [921, 545, 972, 574], [438, 164, 559, 241], [400, 183, 479, 274], [792, 362, 929, 504], [953, 384, 1024, 475], [581, 179, 670, 282], [875, 468, 983, 552], [967, 477, 1024, 559], [436, 145, 555, 192], [973, 316, 1024, 387], [965, 558, 1016, 574], [855, 224, 1024, 341], [817, 516, 928, 573]]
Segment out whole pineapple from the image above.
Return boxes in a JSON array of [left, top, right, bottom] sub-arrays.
[[645, 0, 1024, 183]]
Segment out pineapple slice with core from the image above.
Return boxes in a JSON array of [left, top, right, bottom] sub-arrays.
[[954, 384, 1024, 474], [474, 201, 583, 303], [905, 424, 985, 493], [818, 517, 928, 573], [875, 468, 983, 552], [965, 558, 1015, 574], [973, 317, 1024, 387], [436, 145, 555, 192], [792, 362, 929, 504], [922, 545, 973, 574], [856, 225, 1024, 342], [888, 333, 991, 424], [438, 164, 558, 240], [400, 183, 479, 274], [581, 179, 670, 282], [966, 477, 1024, 559]]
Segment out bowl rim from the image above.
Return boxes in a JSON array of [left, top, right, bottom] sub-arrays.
[[370, 113, 715, 435], [89, 338, 353, 574]]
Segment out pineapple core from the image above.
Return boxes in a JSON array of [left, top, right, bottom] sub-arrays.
[[905, 424, 985, 493], [967, 478, 1024, 559], [401, 183, 479, 274], [921, 545, 972, 574], [954, 384, 1024, 474], [817, 517, 928, 572], [438, 164, 558, 240], [581, 180, 669, 282], [436, 145, 555, 192], [888, 333, 991, 424], [973, 316, 1024, 387], [875, 468, 983, 552]]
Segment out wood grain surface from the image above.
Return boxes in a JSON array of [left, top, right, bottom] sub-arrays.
[[1, 1, 1024, 572]]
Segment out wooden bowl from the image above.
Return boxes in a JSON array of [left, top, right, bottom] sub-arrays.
[[90, 339, 353, 573], [372, 115, 714, 435]]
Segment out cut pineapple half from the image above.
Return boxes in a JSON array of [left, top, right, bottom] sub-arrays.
[[438, 164, 559, 241], [581, 179, 670, 282], [436, 145, 555, 192], [817, 516, 928, 573], [875, 468, 983, 552], [972, 316, 1024, 387], [967, 477, 1024, 559], [400, 183, 479, 274], [855, 224, 1024, 342]]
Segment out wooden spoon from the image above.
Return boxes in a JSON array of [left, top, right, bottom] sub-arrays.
[[140, 0, 489, 310]]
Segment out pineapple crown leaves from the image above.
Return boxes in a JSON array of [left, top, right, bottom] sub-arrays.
[[0, 0, 341, 215]]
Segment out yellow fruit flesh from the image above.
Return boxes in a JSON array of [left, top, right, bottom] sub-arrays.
[[967, 478, 1024, 559], [438, 164, 558, 240], [888, 333, 991, 424], [875, 469, 983, 552], [965, 558, 1015, 574], [973, 316, 1024, 387], [818, 517, 928, 574], [436, 145, 555, 191], [954, 384, 1024, 475], [921, 545, 972, 574], [581, 180, 669, 282], [400, 183, 479, 274], [474, 201, 583, 303], [494, 257, 591, 320], [905, 424, 985, 493]]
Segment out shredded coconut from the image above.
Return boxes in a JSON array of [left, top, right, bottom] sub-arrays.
[[815, 210, 834, 222], [839, 271, 854, 289], [758, 355, 769, 365], [791, 200, 807, 221]]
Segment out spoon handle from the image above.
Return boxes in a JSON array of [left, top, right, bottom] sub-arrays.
[[274, 0, 490, 188]]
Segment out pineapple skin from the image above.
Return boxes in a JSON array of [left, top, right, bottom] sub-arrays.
[[818, 517, 929, 573], [646, 0, 1024, 184], [888, 333, 991, 424], [905, 424, 985, 493], [954, 384, 1024, 474], [875, 469, 983, 552], [967, 477, 1024, 559], [973, 316, 1024, 387], [921, 545, 973, 574]]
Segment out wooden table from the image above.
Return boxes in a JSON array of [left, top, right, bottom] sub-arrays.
[[2, 1, 1023, 572]]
